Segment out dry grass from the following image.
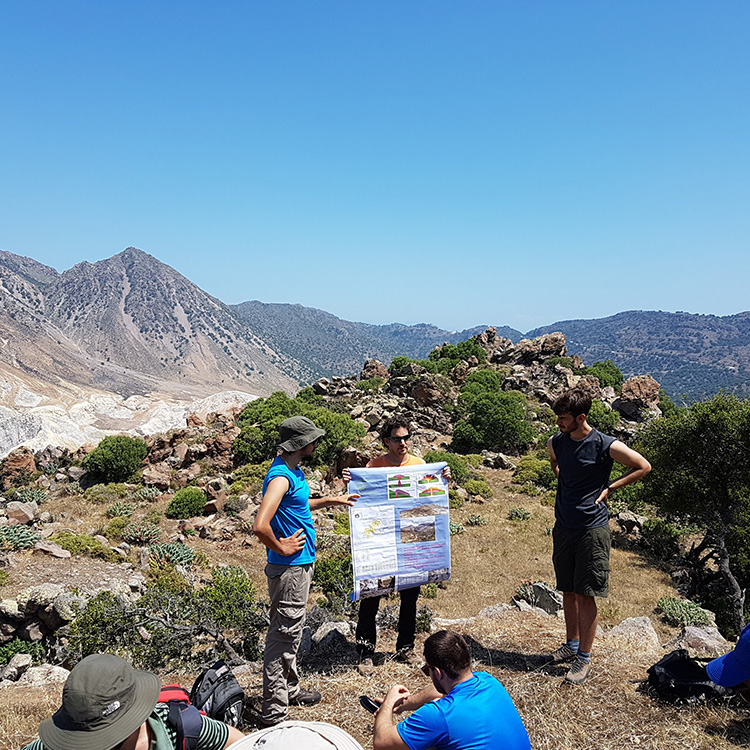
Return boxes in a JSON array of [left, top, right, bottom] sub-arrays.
[[3, 467, 747, 749]]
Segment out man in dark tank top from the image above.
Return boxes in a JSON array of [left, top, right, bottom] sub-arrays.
[[546, 388, 651, 685]]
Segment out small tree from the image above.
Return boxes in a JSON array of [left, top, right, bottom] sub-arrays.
[[637, 393, 750, 635], [83, 436, 148, 483]]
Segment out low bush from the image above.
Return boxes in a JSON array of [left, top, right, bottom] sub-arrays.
[[165, 487, 207, 519], [415, 605, 434, 633], [513, 456, 556, 489], [136, 486, 160, 501], [103, 516, 129, 541], [51, 532, 119, 562], [641, 519, 682, 559], [223, 495, 248, 515], [587, 400, 621, 433], [449, 521, 464, 536], [657, 597, 714, 627], [83, 435, 148, 483], [448, 490, 464, 510], [230, 460, 272, 495], [106, 502, 135, 519], [356, 377, 385, 391], [0, 638, 46, 666], [13, 487, 48, 505], [462, 479, 493, 498], [421, 583, 438, 599], [149, 543, 196, 567], [466, 513, 488, 527], [0, 526, 41, 550], [332, 513, 350, 535], [508, 507, 532, 521], [585, 360, 624, 390], [313, 550, 353, 614], [122, 520, 161, 545], [423, 451, 471, 484], [84, 483, 130, 504]]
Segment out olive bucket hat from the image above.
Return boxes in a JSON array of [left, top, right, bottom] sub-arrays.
[[277, 416, 326, 452], [39, 653, 161, 750]]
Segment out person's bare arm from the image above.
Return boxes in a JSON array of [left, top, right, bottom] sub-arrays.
[[224, 725, 245, 747], [373, 685, 411, 750], [252, 476, 306, 556], [547, 437, 559, 477], [595, 441, 652, 504], [392, 683, 442, 713], [309, 493, 360, 511]]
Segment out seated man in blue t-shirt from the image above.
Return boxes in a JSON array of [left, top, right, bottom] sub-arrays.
[[373, 630, 530, 750]]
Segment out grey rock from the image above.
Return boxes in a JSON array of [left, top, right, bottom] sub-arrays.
[[13, 664, 70, 687], [298, 626, 313, 658], [478, 603, 513, 619], [665, 626, 732, 658], [311, 622, 350, 652], [6, 501, 38, 525], [67, 467, 86, 481], [607, 616, 660, 651], [33, 541, 71, 559], [0, 599, 23, 621], [18, 583, 65, 614], [616, 511, 648, 535], [0, 652, 33, 681], [19, 619, 46, 641], [431, 617, 476, 629], [53, 593, 86, 622], [531, 582, 563, 615]]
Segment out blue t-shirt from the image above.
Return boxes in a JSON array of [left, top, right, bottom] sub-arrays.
[[552, 427, 615, 530], [397, 671, 530, 750], [262, 456, 316, 566]]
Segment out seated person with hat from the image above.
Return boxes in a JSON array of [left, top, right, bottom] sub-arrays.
[[21, 653, 243, 750], [707, 622, 750, 697]]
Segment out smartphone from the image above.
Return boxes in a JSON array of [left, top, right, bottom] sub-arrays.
[[359, 695, 380, 714]]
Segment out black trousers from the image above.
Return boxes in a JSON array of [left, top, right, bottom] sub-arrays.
[[355, 586, 420, 656]]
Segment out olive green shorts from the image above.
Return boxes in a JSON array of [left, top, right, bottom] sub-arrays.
[[552, 524, 610, 597]]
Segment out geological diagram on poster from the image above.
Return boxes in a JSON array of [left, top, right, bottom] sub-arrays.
[[347, 462, 451, 601]]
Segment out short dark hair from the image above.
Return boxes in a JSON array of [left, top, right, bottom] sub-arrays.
[[380, 415, 411, 445], [552, 389, 591, 418], [423, 630, 471, 679]]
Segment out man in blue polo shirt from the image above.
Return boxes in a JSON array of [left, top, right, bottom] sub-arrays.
[[373, 630, 530, 750], [253, 416, 359, 726]]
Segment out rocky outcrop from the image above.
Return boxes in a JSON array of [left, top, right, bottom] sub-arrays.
[[1, 447, 36, 490], [615, 375, 661, 422]]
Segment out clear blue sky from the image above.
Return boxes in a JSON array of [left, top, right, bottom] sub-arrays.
[[2, 1, 748, 332]]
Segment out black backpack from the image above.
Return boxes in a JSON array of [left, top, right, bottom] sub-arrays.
[[190, 659, 246, 727], [646, 649, 735, 703]]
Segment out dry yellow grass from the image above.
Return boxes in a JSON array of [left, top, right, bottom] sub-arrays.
[[2, 467, 745, 749]]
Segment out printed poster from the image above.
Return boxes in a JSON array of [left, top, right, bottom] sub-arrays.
[[347, 462, 451, 601]]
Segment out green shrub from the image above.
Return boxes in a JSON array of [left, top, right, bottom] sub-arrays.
[[166, 487, 207, 519], [222, 495, 248, 515], [0, 526, 41, 550], [83, 435, 148, 483], [313, 551, 353, 613], [0, 637, 45, 666], [122, 520, 161, 545], [388, 356, 411, 373], [585, 360, 624, 390], [356, 377, 385, 391], [149, 542, 196, 567], [587, 400, 621, 433], [641, 519, 682, 559], [466, 513, 488, 526], [423, 451, 471, 484], [421, 583, 438, 599], [463, 454, 484, 468], [544, 356, 576, 370], [13, 487, 48, 505], [106, 502, 136, 519], [415, 605, 434, 633], [233, 392, 365, 468], [449, 521, 465, 536], [136, 486, 160, 501], [83, 483, 130, 504], [145, 509, 162, 525], [103, 516, 129, 541], [0, 570, 8, 586], [462, 479, 493, 498], [508, 507, 532, 521], [461, 369, 504, 396], [146, 559, 191, 592], [657, 597, 714, 627], [51, 532, 119, 562], [332, 512, 350, 535], [448, 490, 464, 509], [230, 460, 272, 495], [452, 390, 535, 454], [513, 456, 556, 489]]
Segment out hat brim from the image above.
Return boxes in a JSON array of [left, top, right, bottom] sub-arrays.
[[278, 427, 326, 453], [39, 670, 160, 750]]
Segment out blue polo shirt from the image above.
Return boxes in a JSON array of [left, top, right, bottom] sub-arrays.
[[397, 671, 530, 750], [262, 456, 316, 565]]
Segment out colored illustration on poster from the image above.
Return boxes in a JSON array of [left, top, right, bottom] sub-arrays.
[[347, 462, 451, 601]]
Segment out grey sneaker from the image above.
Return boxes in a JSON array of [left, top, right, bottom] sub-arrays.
[[358, 657, 376, 676], [564, 656, 592, 685], [548, 643, 577, 663]]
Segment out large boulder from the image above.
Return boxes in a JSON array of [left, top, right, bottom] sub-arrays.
[[2, 447, 36, 490], [360, 360, 388, 381], [607, 616, 660, 651], [615, 375, 661, 422], [665, 626, 732, 658]]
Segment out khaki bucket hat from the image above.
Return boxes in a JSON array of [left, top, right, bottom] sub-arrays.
[[277, 416, 325, 452]]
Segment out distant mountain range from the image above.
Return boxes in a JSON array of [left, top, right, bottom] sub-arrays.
[[1, 247, 748, 401]]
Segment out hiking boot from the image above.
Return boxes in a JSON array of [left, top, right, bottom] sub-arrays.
[[564, 656, 592, 685], [289, 688, 322, 706], [395, 648, 421, 667], [548, 643, 577, 664], [358, 657, 376, 676]]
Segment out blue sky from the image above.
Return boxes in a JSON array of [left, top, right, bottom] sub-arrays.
[[1, 1, 748, 332]]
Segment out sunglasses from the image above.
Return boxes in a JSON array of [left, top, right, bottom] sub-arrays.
[[387, 434, 411, 443], [421, 663, 432, 677]]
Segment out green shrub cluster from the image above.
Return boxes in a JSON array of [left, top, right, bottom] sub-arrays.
[[452, 381, 535, 454], [587, 400, 621, 433], [103, 516, 129, 541], [449, 521, 464, 535], [641, 518, 682, 559], [332, 512, 350, 535], [423, 451, 471, 484], [136, 486, 160, 501], [83, 483, 130, 504], [83, 435, 148, 483], [313, 549, 353, 614], [51, 532, 119, 562], [106, 502, 136, 519], [462, 479, 493, 498], [508, 507, 532, 521], [233, 392, 366, 468], [513, 456, 556, 490], [0, 526, 41, 550], [421, 583, 439, 599], [415, 605, 434, 633], [165, 487, 207, 519], [122, 520, 160, 545], [657, 597, 714, 627], [13, 487, 48, 505], [356, 377, 385, 391], [229, 460, 272, 495], [67, 566, 266, 668], [466, 513, 488, 527], [222, 495, 248, 515], [448, 490, 464, 510], [149, 542, 196, 567], [0, 637, 45, 665], [544, 356, 576, 370], [585, 360, 624, 390]]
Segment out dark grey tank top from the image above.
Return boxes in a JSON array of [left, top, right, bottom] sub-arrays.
[[552, 428, 615, 529]]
